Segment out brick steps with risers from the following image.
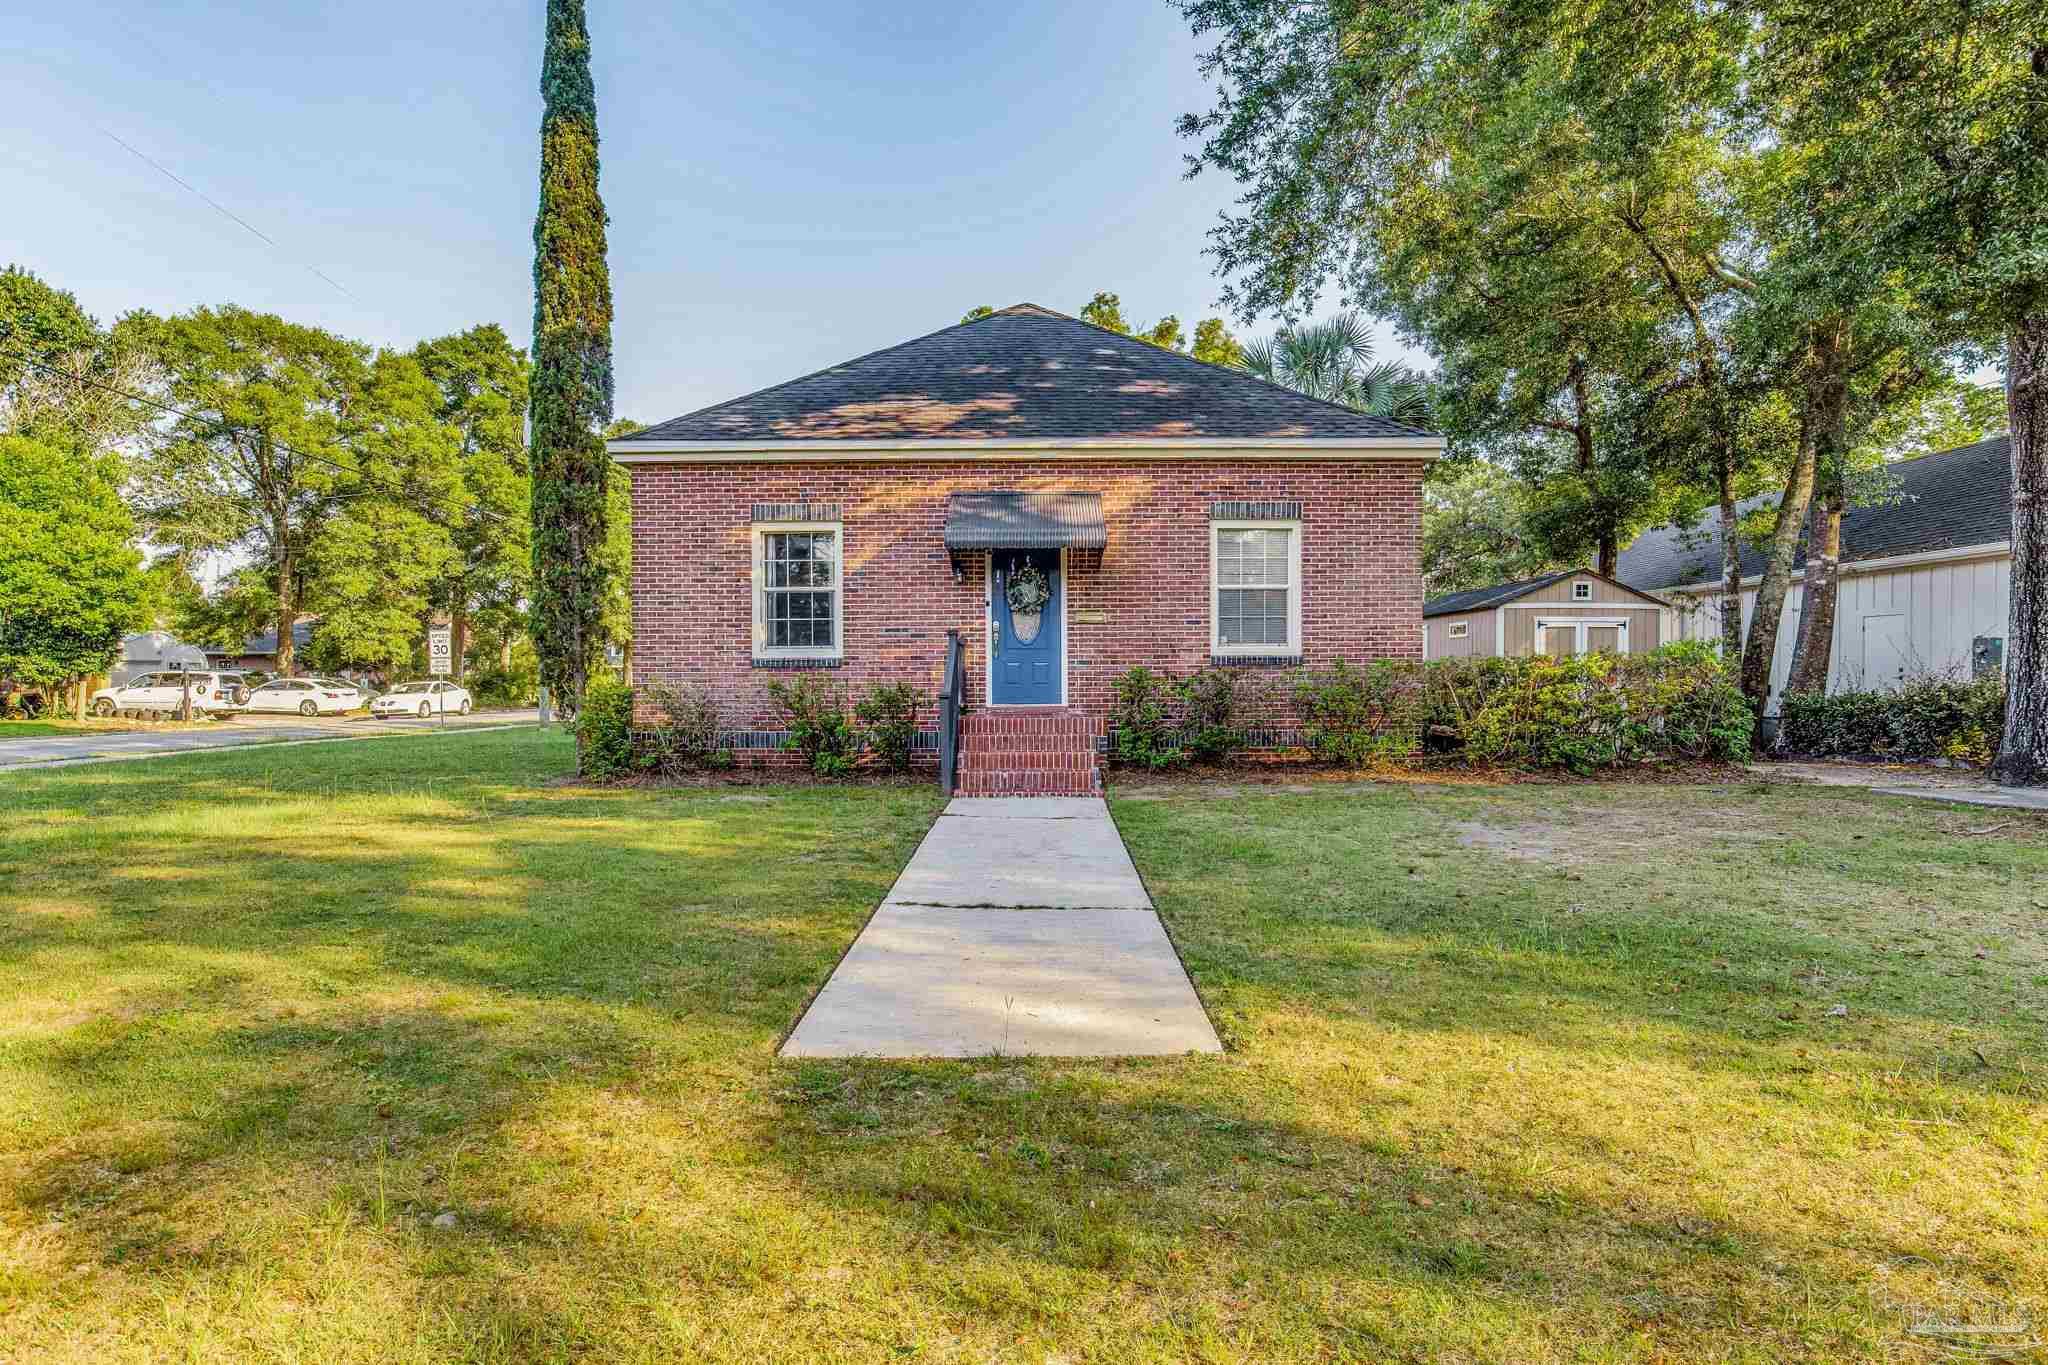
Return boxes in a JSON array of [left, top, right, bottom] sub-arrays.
[[955, 706, 1104, 797]]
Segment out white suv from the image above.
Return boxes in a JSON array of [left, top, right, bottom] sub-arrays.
[[90, 672, 242, 717]]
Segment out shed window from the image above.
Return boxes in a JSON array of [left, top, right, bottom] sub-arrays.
[[1447, 621, 1469, 639], [1212, 522, 1301, 654], [1572, 581, 1594, 601], [753, 523, 842, 658]]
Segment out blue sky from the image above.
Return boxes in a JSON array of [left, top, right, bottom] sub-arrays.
[[1, 0, 1423, 426]]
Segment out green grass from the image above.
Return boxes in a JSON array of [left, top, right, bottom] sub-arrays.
[[1, 738, 2043, 1362], [0, 720, 73, 737]]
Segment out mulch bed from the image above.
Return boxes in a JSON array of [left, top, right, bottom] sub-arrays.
[[1107, 758, 1755, 792]]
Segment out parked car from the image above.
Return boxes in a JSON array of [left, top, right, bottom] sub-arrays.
[[89, 672, 241, 717], [238, 677, 361, 716], [310, 677, 370, 709], [369, 681, 472, 718]]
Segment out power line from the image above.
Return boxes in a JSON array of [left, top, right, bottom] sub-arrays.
[[98, 127, 355, 301], [0, 335, 514, 528]]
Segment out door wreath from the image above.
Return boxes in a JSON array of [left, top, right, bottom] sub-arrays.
[[1005, 563, 1051, 615]]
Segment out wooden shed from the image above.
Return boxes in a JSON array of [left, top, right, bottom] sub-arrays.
[[1422, 571, 1671, 660]]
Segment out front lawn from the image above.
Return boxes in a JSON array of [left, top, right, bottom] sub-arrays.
[[2, 736, 2042, 1362]]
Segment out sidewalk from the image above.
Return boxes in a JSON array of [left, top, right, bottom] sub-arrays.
[[782, 797, 1221, 1059]]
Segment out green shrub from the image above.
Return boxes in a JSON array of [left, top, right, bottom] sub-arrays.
[[1290, 661, 1424, 767], [635, 682, 724, 773], [575, 675, 636, 781], [767, 674, 859, 776], [1175, 668, 1259, 763], [855, 682, 927, 772], [1110, 667, 1184, 768], [1780, 675, 2004, 764], [1456, 650, 1751, 772]]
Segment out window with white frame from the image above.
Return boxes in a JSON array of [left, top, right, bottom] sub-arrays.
[[753, 523, 842, 658], [1447, 621, 1469, 639], [1572, 580, 1594, 601], [1212, 521, 1301, 654]]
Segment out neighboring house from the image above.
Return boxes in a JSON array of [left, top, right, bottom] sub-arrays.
[[1422, 571, 1670, 660], [1614, 435, 2012, 713], [111, 631, 209, 686], [205, 619, 317, 674], [610, 303, 1443, 792]]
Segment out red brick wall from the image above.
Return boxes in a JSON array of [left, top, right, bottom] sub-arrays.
[[627, 458, 1425, 729]]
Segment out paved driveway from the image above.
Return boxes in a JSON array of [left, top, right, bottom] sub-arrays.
[[782, 797, 1221, 1059], [0, 710, 538, 769]]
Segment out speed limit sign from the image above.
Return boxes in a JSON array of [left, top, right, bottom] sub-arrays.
[[428, 624, 453, 676]]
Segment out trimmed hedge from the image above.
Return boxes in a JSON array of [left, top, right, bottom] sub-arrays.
[[1779, 676, 2004, 765], [1108, 643, 1752, 773]]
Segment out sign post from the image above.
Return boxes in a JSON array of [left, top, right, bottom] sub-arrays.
[[428, 624, 452, 728]]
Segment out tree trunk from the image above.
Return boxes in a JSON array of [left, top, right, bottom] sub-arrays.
[[1569, 354, 1616, 577], [452, 603, 468, 682], [1717, 465, 1743, 662], [1741, 422, 1819, 718], [1993, 309, 2048, 785], [1785, 488, 1843, 698], [1742, 324, 1840, 721], [275, 531, 296, 677]]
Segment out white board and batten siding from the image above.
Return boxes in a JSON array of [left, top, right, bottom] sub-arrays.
[[1665, 544, 2010, 713]]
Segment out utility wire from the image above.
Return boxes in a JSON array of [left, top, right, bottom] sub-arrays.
[[99, 127, 355, 300], [0, 335, 513, 528]]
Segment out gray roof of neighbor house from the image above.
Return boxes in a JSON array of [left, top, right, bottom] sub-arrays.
[[1422, 571, 1580, 618], [211, 620, 316, 657], [611, 304, 1441, 446], [945, 491, 1107, 550], [1422, 569, 1668, 618], [1614, 435, 2012, 592]]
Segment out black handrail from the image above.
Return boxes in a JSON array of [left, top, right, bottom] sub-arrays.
[[937, 628, 964, 794]]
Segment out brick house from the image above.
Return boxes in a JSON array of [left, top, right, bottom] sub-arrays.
[[611, 304, 1442, 792]]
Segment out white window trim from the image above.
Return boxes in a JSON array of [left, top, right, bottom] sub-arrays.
[[1534, 617, 1629, 655], [751, 521, 844, 661], [1210, 519, 1303, 657], [1572, 580, 1594, 601], [1447, 621, 1469, 639]]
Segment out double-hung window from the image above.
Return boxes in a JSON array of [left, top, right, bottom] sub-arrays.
[[753, 523, 842, 660], [1211, 521, 1302, 656]]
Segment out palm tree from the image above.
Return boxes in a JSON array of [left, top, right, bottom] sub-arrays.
[[1237, 311, 1431, 425]]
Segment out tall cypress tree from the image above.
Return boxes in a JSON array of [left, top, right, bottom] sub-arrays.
[[528, 0, 614, 708]]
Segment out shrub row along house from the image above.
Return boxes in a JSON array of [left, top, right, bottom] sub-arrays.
[[1422, 435, 2012, 721], [611, 304, 1441, 792]]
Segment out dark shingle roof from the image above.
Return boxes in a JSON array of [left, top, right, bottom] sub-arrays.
[[1422, 570, 1668, 618], [613, 304, 1439, 446], [1614, 436, 2012, 592], [1423, 571, 1578, 618], [212, 620, 316, 656], [945, 491, 1107, 550]]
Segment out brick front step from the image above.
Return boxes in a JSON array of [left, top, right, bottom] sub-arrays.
[[955, 706, 1103, 796], [956, 766, 1104, 796]]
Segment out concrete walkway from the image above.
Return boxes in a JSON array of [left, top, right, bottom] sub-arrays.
[[1763, 761, 2048, 812], [782, 797, 1221, 1059]]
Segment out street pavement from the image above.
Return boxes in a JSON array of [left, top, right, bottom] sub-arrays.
[[0, 710, 539, 770]]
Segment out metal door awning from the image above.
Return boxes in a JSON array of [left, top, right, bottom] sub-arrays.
[[943, 491, 1106, 551]]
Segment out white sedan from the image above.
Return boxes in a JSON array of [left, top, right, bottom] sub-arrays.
[[239, 677, 362, 716], [370, 681, 473, 718]]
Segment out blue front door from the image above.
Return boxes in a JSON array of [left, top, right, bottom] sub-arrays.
[[990, 549, 1063, 705]]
